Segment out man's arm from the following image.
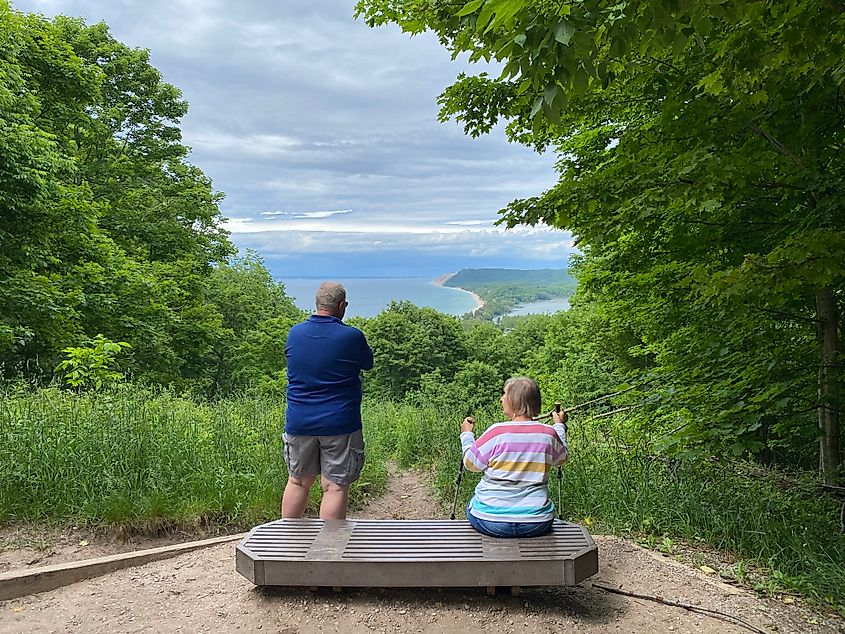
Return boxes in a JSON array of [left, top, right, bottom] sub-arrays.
[[358, 332, 374, 371]]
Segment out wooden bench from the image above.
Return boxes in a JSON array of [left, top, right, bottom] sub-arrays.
[[236, 518, 598, 590]]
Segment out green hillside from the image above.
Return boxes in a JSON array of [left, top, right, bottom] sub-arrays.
[[443, 268, 576, 319], [445, 268, 576, 287]]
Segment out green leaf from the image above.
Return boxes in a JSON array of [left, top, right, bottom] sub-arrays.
[[516, 78, 532, 94], [530, 94, 543, 118], [572, 67, 589, 95], [476, 4, 495, 32], [457, 0, 484, 17], [542, 100, 561, 124], [553, 21, 575, 45], [543, 82, 558, 105]]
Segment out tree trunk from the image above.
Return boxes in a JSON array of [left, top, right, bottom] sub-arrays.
[[817, 287, 841, 485]]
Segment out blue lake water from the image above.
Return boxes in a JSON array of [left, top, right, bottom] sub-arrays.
[[504, 297, 570, 317], [281, 277, 571, 319], [281, 278, 479, 318]]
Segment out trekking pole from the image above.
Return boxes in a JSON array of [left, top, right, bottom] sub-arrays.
[[450, 416, 474, 520], [536, 403, 567, 519], [553, 403, 564, 519], [449, 459, 465, 520]]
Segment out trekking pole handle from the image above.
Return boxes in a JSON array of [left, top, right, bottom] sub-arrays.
[[534, 402, 564, 421]]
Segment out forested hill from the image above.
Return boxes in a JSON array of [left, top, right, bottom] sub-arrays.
[[444, 268, 576, 319], [445, 268, 576, 288]]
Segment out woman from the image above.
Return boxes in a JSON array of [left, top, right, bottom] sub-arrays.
[[460, 376, 568, 538]]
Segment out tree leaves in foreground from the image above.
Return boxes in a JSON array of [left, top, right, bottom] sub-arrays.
[[355, 0, 843, 481]]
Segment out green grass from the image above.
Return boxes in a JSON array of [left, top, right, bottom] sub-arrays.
[[561, 418, 844, 612], [0, 387, 386, 527], [1, 386, 842, 612]]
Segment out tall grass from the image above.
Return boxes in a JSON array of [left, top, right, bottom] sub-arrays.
[[0, 387, 386, 527], [570, 422, 843, 606]]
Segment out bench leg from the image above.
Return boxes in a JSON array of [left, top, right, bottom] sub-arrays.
[[486, 586, 496, 596], [510, 586, 521, 597]]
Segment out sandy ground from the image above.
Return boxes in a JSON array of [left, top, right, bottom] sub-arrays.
[[1, 465, 843, 634]]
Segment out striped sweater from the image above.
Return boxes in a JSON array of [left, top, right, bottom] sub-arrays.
[[460, 421, 568, 523]]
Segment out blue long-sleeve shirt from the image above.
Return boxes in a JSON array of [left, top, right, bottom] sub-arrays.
[[285, 315, 373, 436]]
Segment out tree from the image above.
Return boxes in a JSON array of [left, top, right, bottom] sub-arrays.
[[356, 0, 844, 481], [361, 301, 468, 400], [463, 321, 514, 381], [55, 335, 131, 391], [202, 253, 304, 397], [0, 3, 108, 371], [0, 5, 240, 390]]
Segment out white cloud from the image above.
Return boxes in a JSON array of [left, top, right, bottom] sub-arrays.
[[223, 217, 563, 235], [260, 209, 352, 218], [190, 132, 300, 156], [232, 227, 574, 262]]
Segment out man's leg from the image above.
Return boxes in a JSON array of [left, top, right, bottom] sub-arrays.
[[281, 473, 317, 518], [281, 432, 320, 518], [319, 476, 350, 519], [318, 429, 364, 520]]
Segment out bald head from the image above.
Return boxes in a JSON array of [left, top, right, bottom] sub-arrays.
[[315, 282, 347, 317]]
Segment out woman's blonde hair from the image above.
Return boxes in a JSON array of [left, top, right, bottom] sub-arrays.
[[503, 376, 541, 418]]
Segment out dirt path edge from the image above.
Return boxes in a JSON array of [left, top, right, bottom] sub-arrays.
[[0, 533, 246, 602]]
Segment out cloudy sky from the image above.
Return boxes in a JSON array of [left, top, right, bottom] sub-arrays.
[[16, 0, 574, 278]]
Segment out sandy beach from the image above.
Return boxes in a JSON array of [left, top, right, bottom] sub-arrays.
[[433, 273, 485, 313]]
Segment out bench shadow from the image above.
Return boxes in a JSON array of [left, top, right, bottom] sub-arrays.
[[254, 582, 625, 627]]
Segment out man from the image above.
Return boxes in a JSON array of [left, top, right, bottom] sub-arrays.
[[281, 282, 374, 519]]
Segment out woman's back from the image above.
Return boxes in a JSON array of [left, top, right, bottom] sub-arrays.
[[465, 420, 566, 483], [462, 420, 567, 523]]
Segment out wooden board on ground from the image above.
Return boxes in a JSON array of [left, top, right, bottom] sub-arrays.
[[0, 533, 246, 602], [236, 518, 597, 588]]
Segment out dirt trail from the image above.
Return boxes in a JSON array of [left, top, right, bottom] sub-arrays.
[[1, 466, 842, 634]]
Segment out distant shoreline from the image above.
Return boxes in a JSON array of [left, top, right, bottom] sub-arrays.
[[432, 272, 485, 314]]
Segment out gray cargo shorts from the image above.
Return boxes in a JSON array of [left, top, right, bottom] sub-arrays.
[[282, 429, 365, 486]]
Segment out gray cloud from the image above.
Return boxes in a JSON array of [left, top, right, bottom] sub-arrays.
[[15, 0, 572, 276]]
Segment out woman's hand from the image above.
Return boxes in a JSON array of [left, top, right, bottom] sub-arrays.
[[460, 416, 475, 433], [551, 409, 568, 425]]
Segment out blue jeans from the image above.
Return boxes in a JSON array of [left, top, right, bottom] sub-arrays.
[[466, 503, 553, 538]]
